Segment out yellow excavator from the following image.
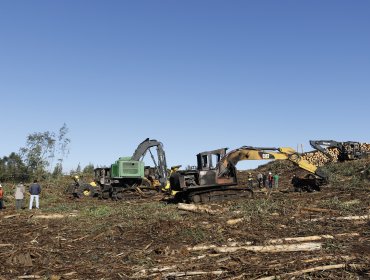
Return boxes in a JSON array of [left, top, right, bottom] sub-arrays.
[[170, 146, 327, 203]]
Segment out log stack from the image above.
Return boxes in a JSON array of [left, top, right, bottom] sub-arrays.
[[361, 143, 370, 151], [302, 142, 370, 167]]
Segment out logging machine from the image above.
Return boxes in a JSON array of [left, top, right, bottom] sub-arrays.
[[309, 140, 369, 161], [170, 146, 327, 203], [91, 138, 169, 199]]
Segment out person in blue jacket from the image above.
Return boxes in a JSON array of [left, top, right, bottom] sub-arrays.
[[29, 180, 42, 209]]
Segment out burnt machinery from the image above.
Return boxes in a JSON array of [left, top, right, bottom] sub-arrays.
[[170, 146, 327, 203]]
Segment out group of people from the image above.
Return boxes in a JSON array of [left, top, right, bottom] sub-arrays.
[[0, 180, 42, 211], [248, 172, 279, 189]]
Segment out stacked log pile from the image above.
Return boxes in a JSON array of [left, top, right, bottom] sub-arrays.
[[361, 143, 370, 152], [302, 142, 370, 167]]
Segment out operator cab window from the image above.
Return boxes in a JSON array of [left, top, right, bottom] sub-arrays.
[[202, 155, 208, 168], [211, 154, 221, 168]]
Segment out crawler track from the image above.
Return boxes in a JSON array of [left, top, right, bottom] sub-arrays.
[[177, 186, 254, 203]]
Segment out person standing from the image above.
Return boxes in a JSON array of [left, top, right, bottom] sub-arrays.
[[0, 184, 4, 210], [15, 182, 25, 210], [247, 173, 254, 189], [262, 173, 267, 188], [257, 173, 263, 188], [29, 180, 41, 210], [267, 172, 273, 189], [273, 174, 279, 188]]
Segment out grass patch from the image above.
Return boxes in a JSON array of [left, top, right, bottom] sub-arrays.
[[318, 196, 361, 214], [230, 198, 281, 218], [81, 205, 113, 218]]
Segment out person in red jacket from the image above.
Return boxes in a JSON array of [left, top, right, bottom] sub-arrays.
[[267, 172, 273, 189], [0, 184, 4, 210]]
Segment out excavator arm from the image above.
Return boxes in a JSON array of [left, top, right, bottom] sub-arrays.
[[309, 140, 342, 160], [218, 146, 326, 179], [131, 138, 168, 187]]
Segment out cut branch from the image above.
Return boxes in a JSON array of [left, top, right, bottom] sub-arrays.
[[257, 263, 363, 280], [306, 215, 369, 222]]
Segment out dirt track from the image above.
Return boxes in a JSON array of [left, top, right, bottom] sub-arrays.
[[1, 164, 370, 279]]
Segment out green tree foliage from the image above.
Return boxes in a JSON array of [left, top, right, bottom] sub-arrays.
[[52, 162, 63, 178], [19, 124, 71, 180], [0, 152, 28, 181], [54, 123, 71, 169], [20, 131, 55, 178], [75, 163, 81, 173], [82, 163, 95, 175]]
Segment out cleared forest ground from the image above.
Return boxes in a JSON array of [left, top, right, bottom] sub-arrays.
[[0, 159, 369, 280]]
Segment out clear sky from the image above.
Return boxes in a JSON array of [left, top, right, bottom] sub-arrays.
[[1, 0, 369, 172]]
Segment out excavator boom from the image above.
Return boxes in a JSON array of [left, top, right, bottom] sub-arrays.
[[218, 146, 325, 179]]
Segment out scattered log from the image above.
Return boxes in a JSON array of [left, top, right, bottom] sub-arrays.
[[190, 254, 221, 260], [133, 265, 178, 278], [188, 232, 357, 251], [257, 263, 364, 280], [213, 242, 322, 253], [227, 218, 244, 225], [188, 244, 217, 251], [33, 214, 65, 219], [266, 232, 359, 244], [266, 255, 357, 269], [17, 276, 41, 279], [177, 203, 221, 215], [0, 244, 13, 247], [307, 215, 369, 222], [4, 214, 21, 219], [163, 270, 225, 277], [63, 272, 77, 276]]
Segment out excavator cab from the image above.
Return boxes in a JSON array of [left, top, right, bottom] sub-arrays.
[[196, 148, 228, 171], [341, 142, 362, 160]]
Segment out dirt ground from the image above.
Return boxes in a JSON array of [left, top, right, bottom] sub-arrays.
[[1, 164, 370, 279]]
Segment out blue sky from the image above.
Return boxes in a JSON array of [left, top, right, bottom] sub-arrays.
[[1, 0, 369, 172]]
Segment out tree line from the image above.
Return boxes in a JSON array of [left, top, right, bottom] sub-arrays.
[[0, 124, 92, 182]]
